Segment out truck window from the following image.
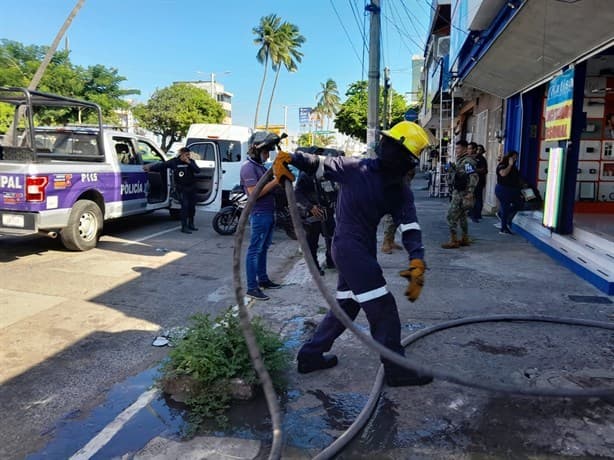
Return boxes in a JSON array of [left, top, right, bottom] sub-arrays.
[[217, 140, 241, 162], [47, 132, 101, 157], [189, 142, 216, 162], [137, 140, 164, 163], [113, 138, 140, 165]]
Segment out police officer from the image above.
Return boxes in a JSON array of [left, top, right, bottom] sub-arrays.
[[294, 148, 339, 275], [273, 121, 433, 387], [144, 147, 201, 234], [441, 140, 478, 248]]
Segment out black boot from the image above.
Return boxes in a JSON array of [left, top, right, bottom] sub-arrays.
[[181, 220, 192, 234], [384, 363, 433, 387], [297, 353, 338, 374], [187, 218, 198, 231]]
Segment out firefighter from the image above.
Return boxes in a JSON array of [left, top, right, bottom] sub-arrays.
[[273, 121, 433, 387]]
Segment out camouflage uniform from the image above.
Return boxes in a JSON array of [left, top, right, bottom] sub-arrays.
[[381, 168, 416, 253], [443, 154, 478, 248]]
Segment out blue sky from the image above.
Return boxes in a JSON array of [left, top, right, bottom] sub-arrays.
[[0, 0, 430, 133]]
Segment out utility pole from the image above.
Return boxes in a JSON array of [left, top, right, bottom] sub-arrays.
[[7, 0, 86, 145], [382, 66, 391, 130], [366, 0, 381, 157]]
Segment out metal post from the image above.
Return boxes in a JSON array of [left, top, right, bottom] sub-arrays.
[[366, 0, 381, 157], [6, 0, 86, 145]]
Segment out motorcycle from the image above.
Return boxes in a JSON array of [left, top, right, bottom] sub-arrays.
[[212, 184, 297, 240]]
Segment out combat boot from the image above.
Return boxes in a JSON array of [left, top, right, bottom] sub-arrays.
[[180, 220, 192, 234], [441, 232, 460, 249], [459, 234, 471, 246], [381, 235, 394, 254], [187, 217, 198, 231]]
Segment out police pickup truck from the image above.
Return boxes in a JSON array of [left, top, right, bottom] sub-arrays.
[[0, 87, 221, 250]]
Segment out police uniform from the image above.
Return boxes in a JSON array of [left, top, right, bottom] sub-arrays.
[[294, 170, 337, 273], [150, 156, 201, 232]]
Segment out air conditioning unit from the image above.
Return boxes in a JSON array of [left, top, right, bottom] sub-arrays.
[[435, 37, 450, 59]]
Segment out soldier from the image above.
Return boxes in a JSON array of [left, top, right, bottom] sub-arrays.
[[273, 121, 434, 387], [441, 140, 478, 248], [380, 167, 416, 253]]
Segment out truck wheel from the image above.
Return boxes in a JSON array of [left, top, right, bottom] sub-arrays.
[[60, 200, 103, 251]]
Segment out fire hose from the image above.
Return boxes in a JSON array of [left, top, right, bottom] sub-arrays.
[[233, 167, 614, 460]]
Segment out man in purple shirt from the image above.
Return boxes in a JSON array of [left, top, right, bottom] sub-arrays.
[[273, 121, 434, 387], [240, 132, 284, 301]]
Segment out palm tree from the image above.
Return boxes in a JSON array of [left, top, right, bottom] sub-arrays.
[[316, 79, 341, 130], [252, 14, 282, 129], [264, 22, 305, 129]]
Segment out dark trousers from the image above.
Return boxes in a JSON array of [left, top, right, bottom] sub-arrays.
[[495, 184, 522, 231], [178, 186, 197, 223], [471, 182, 485, 219], [304, 216, 334, 269]]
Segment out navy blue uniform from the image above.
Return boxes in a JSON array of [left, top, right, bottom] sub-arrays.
[[150, 156, 201, 224], [291, 151, 424, 376]]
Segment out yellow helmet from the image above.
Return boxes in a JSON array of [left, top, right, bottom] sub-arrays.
[[381, 121, 432, 158]]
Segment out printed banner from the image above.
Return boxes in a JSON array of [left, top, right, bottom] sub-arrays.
[[544, 68, 574, 141]]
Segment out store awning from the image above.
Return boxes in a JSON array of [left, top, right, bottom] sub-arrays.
[[462, 0, 614, 98]]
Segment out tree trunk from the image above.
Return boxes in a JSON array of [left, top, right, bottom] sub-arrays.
[[264, 66, 281, 129], [253, 55, 269, 130]]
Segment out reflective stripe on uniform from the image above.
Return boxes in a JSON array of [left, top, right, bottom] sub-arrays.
[[316, 156, 327, 178], [336, 285, 389, 303], [400, 222, 420, 232]]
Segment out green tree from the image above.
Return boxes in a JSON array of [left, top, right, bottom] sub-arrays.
[[334, 80, 408, 142], [133, 83, 224, 151], [315, 78, 341, 130], [252, 14, 282, 129], [264, 21, 305, 128], [297, 132, 334, 147], [0, 39, 138, 128]]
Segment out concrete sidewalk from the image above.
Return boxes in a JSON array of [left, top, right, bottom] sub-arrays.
[[93, 177, 614, 458]]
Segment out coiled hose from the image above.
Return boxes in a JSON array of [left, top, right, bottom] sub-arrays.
[[233, 168, 614, 460]]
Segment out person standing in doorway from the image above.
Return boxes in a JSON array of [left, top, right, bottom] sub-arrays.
[[469, 144, 488, 223], [495, 151, 522, 235], [144, 147, 200, 234]]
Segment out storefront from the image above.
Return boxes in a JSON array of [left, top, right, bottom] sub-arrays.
[[452, 0, 614, 293]]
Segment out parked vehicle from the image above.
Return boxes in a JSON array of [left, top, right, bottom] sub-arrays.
[[0, 87, 222, 250], [211, 185, 296, 239], [185, 123, 252, 206]]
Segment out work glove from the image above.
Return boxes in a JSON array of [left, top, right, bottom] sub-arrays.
[[399, 259, 425, 302], [273, 150, 295, 183]]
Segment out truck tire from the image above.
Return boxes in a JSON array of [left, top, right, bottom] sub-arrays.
[[60, 200, 103, 251]]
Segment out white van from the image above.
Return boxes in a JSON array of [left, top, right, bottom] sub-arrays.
[[185, 124, 252, 206]]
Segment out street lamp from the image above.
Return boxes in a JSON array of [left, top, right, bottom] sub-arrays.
[[196, 70, 231, 101]]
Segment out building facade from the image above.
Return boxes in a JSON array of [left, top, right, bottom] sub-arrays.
[[422, 0, 614, 293]]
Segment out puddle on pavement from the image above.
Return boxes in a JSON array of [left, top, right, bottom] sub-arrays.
[[30, 315, 372, 458], [27, 366, 188, 460]]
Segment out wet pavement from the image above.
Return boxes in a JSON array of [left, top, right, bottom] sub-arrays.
[[27, 176, 614, 459]]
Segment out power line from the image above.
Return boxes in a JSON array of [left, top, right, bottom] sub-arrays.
[[329, 0, 364, 66], [348, 0, 369, 51], [398, 0, 428, 49], [388, 0, 426, 51]]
